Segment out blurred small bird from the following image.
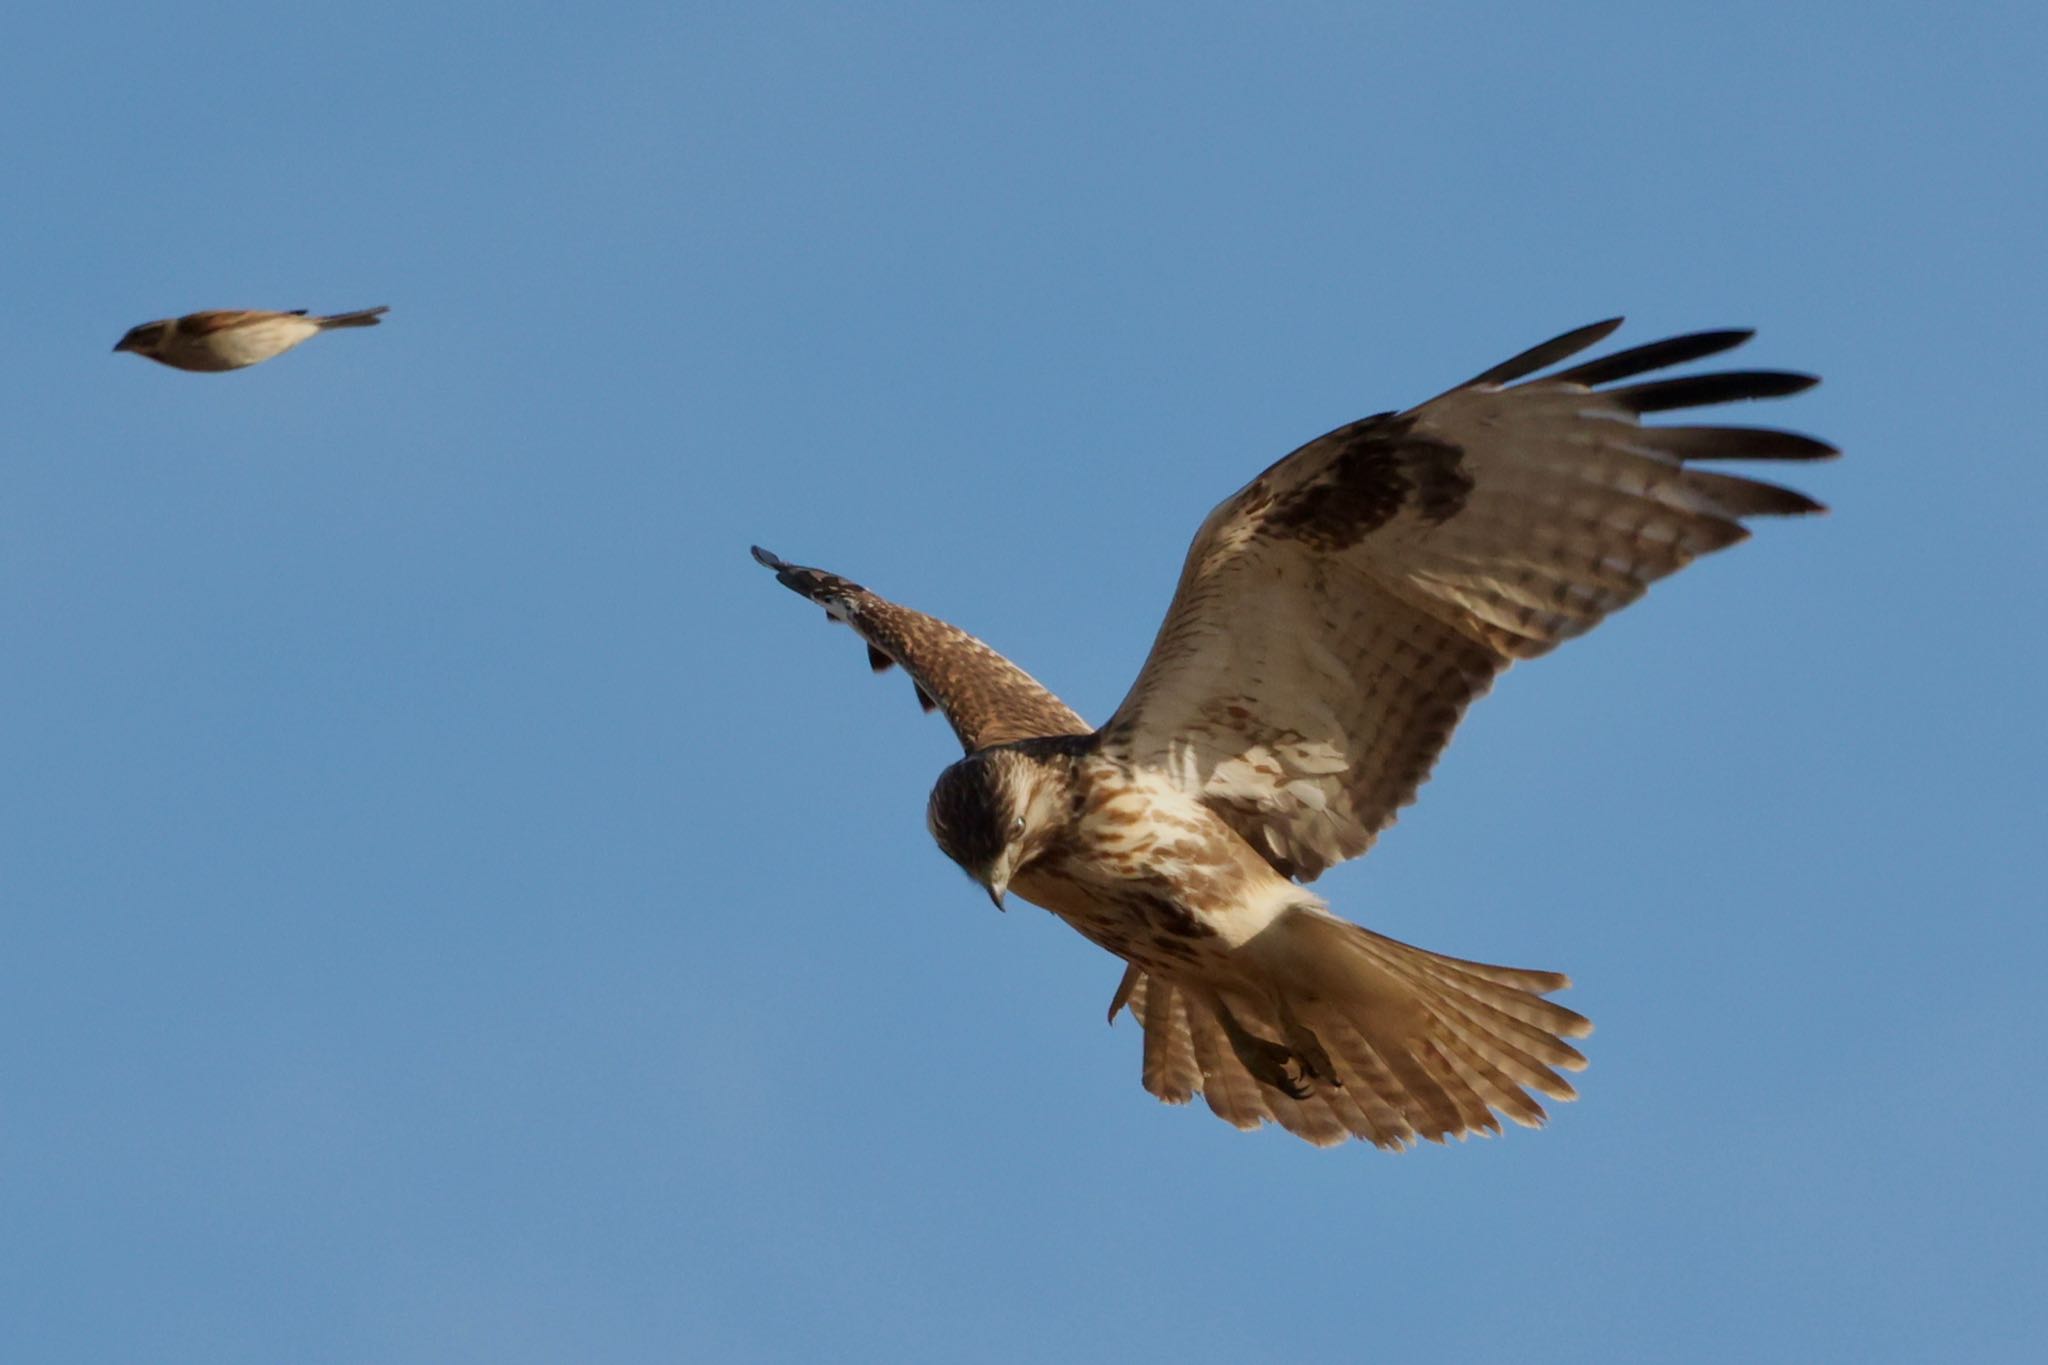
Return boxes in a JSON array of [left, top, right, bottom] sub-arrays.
[[112, 306, 390, 372]]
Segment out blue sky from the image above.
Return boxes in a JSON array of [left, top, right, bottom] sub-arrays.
[[3, 3, 2042, 1361]]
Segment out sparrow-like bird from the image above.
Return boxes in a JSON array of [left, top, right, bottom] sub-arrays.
[[755, 318, 1834, 1149], [112, 306, 389, 372]]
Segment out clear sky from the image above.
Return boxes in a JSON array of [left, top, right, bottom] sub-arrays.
[[3, 3, 2042, 1362]]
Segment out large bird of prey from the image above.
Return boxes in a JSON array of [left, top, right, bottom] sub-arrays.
[[754, 318, 1832, 1149]]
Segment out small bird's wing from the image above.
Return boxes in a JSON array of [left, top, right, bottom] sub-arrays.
[[1097, 320, 1835, 881], [752, 547, 1091, 752], [179, 309, 305, 333]]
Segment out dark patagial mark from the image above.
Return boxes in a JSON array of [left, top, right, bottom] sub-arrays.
[[1265, 414, 1472, 549]]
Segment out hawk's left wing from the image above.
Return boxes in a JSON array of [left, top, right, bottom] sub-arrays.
[[1097, 320, 1835, 881], [752, 547, 1090, 752]]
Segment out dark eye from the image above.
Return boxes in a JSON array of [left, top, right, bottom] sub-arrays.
[[1010, 816, 1026, 836]]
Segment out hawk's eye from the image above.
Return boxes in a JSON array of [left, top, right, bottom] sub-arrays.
[[1010, 816, 1026, 837]]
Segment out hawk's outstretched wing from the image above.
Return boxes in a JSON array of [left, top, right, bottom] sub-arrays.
[[751, 547, 1090, 752], [1097, 319, 1835, 881]]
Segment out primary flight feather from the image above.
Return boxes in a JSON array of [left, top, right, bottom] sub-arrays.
[[754, 318, 1833, 1149]]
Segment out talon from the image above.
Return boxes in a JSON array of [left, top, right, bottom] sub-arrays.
[[1244, 1038, 1310, 1097], [1208, 990, 1321, 1098], [1276, 1001, 1341, 1089], [1106, 963, 1142, 1024]]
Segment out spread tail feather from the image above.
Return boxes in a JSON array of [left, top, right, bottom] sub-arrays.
[[315, 306, 389, 329], [1118, 908, 1589, 1149]]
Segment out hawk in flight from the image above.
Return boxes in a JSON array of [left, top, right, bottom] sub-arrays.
[[754, 318, 1831, 1148]]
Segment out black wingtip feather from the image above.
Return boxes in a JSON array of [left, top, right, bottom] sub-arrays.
[[1611, 370, 1819, 414], [1748, 483, 1830, 517], [753, 544, 816, 597], [1549, 329, 1755, 387], [1685, 468, 1830, 518], [751, 545, 870, 604], [1652, 426, 1841, 463], [867, 644, 896, 674], [1461, 318, 1625, 389], [913, 684, 937, 713]]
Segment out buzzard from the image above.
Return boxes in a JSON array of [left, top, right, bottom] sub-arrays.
[[754, 318, 1831, 1148]]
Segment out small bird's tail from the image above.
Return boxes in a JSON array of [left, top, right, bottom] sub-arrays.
[[315, 306, 390, 329], [1121, 907, 1590, 1148]]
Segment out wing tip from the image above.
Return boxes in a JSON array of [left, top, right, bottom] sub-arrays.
[[752, 544, 870, 604], [750, 543, 814, 599], [1457, 317, 1628, 390], [1614, 368, 1821, 414], [1548, 326, 1764, 387], [1660, 426, 1841, 464], [1772, 488, 1830, 517]]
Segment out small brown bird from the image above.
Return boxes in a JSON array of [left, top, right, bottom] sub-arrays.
[[112, 306, 389, 372]]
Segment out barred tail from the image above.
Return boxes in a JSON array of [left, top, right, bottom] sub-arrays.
[[1119, 908, 1589, 1149]]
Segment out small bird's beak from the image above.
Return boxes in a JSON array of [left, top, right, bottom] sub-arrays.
[[111, 337, 133, 353]]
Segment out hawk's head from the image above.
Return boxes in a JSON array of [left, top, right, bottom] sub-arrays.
[[926, 749, 1067, 909]]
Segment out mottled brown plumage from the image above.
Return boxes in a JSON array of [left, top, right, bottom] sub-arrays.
[[756, 318, 1833, 1148], [751, 550, 1090, 750]]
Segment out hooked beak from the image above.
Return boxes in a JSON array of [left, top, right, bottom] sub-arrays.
[[982, 859, 1011, 911], [112, 337, 134, 353]]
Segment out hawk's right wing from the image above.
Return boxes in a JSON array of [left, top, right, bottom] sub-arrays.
[[752, 547, 1091, 753], [1096, 320, 1834, 882]]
